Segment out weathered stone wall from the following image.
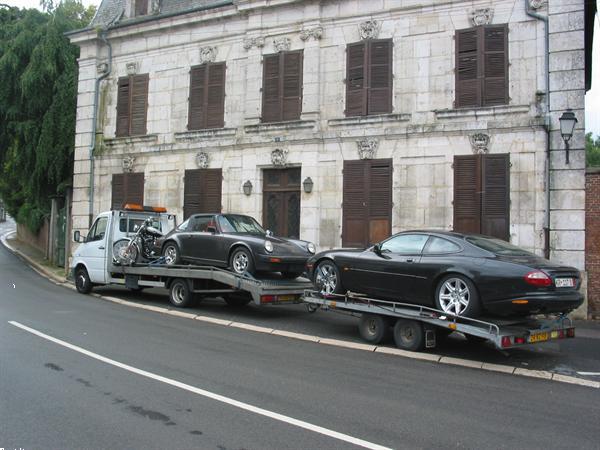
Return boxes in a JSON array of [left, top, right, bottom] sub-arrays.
[[585, 169, 600, 319], [16, 220, 49, 258]]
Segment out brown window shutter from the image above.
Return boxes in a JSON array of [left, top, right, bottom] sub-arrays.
[[135, 0, 148, 16], [130, 74, 148, 136], [203, 169, 223, 213], [367, 159, 392, 244], [262, 54, 281, 122], [481, 154, 509, 240], [188, 65, 206, 130], [346, 42, 367, 117], [206, 63, 226, 129], [282, 51, 303, 121], [453, 155, 481, 234], [116, 77, 130, 137], [483, 25, 508, 106], [342, 160, 368, 247], [367, 40, 392, 115], [184, 169, 222, 219], [112, 174, 125, 209], [455, 28, 481, 108], [126, 172, 145, 206]]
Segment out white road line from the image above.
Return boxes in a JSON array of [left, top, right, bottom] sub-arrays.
[[576, 372, 600, 376], [9, 320, 391, 450]]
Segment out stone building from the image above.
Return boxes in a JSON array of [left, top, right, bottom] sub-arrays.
[[68, 0, 595, 314]]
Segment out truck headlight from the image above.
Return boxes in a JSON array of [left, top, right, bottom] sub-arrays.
[[307, 242, 316, 254], [264, 240, 273, 253]]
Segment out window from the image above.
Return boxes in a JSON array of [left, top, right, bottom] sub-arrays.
[[112, 173, 144, 209], [218, 215, 265, 235], [262, 50, 303, 122], [116, 74, 149, 137], [380, 234, 429, 254], [135, 0, 148, 16], [467, 236, 534, 257], [455, 25, 508, 108], [119, 217, 161, 233], [424, 237, 461, 254], [346, 39, 392, 117], [183, 169, 222, 219], [188, 63, 226, 130], [188, 216, 214, 232], [86, 217, 108, 242]]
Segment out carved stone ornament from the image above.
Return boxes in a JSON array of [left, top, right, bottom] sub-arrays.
[[196, 152, 209, 169], [122, 156, 135, 172], [471, 8, 493, 26], [529, 0, 545, 9], [126, 62, 139, 76], [300, 26, 323, 41], [359, 20, 381, 40], [199, 46, 217, 64], [271, 148, 288, 166], [469, 133, 490, 154], [243, 37, 265, 50], [96, 62, 109, 75], [150, 0, 160, 14], [357, 138, 379, 160], [273, 37, 291, 52]]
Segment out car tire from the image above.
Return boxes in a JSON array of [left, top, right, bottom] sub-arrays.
[[393, 319, 425, 352], [169, 278, 194, 308], [434, 274, 481, 318], [281, 271, 302, 279], [313, 260, 344, 295], [358, 313, 391, 344], [75, 267, 93, 294], [229, 247, 255, 275], [223, 293, 252, 307], [162, 242, 181, 266]]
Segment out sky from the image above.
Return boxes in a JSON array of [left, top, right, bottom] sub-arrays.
[[2, 0, 599, 136]]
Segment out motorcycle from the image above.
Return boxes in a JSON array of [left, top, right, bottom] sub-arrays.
[[112, 217, 164, 265]]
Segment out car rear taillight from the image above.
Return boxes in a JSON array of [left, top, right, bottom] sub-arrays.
[[524, 270, 552, 287]]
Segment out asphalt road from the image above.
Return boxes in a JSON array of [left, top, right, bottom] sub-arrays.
[[1, 222, 600, 448]]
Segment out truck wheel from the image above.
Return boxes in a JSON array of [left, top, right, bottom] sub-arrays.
[[162, 242, 180, 266], [75, 267, 93, 294], [169, 279, 194, 308], [358, 313, 391, 345], [223, 293, 252, 307], [393, 319, 425, 352]]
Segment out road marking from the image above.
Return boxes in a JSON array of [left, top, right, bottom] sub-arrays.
[[577, 372, 600, 376], [9, 320, 391, 450]]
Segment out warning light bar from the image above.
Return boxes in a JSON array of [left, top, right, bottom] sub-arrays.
[[121, 203, 167, 213]]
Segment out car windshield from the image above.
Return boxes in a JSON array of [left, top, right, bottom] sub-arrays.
[[218, 215, 265, 235], [467, 236, 535, 257]]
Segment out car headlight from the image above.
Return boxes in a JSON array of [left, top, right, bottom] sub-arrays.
[[264, 240, 273, 253], [307, 242, 316, 254]]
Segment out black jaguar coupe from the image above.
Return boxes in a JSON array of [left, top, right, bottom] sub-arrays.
[[159, 213, 315, 278], [306, 231, 583, 318]]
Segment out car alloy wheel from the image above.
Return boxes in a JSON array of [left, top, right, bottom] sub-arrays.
[[314, 261, 340, 295], [438, 277, 471, 315], [163, 243, 179, 265], [230, 248, 254, 275]]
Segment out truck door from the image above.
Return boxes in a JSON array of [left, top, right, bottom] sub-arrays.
[[79, 215, 109, 283]]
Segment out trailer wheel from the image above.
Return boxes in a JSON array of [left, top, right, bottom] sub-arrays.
[[169, 279, 194, 308], [223, 293, 252, 307], [358, 314, 391, 344], [75, 267, 93, 294], [393, 319, 425, 352]]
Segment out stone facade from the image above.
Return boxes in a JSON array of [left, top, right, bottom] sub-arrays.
[[68, 0, 589, 310]]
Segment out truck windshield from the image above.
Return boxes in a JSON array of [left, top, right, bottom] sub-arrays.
[[218, 215, 265, 235]]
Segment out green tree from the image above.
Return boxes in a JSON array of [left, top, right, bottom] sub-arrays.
[[0, 1, 95, 232], [587, 132, 600, 167]]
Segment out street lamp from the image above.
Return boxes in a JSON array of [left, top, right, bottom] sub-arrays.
[[303, 177, 314, 193], [559, 109, 578, 164], [243, 180, 253, 196]]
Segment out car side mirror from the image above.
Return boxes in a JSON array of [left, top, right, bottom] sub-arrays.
[[207, 226, 217, 234], [373, 243, 382, 255], [266, 229, 273, 237], [73, 230, 81, 242]]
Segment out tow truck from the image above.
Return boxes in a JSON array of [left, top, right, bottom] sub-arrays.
[[71, 205, 312, 307]]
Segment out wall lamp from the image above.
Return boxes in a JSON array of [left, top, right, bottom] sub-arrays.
[[559, 109, 578, 164], [243, 180, 253, 196], [303, 177, 314, 193]]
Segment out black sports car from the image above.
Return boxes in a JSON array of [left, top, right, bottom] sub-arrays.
[[158, 213, 315, 278], [306, 231, 583, 318]]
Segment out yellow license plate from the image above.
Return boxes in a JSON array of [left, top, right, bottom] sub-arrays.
[[529, 332, 549, 343], [278, 295, 296, 302]]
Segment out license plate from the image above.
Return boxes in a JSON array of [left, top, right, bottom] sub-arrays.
[[278, 295, 296, 302], [529, 332, 549, 343], [555, 278, 575, 288]]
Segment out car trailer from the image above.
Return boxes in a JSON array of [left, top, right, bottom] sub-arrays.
[[109, 262, 314, 308], [302, 290, 576, 352]]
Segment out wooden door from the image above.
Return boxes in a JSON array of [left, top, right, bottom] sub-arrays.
[[262, 168, 301, 238], [183, 169, 222, 219], [342, 159, 392, 248]]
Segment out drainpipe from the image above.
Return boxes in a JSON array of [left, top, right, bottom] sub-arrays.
[[88, 30, 112, 227], [525, 0, 551, 259]]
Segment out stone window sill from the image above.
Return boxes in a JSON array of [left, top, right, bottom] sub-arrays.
[[244, 120, 316, 134], [434, 105, 530, 120], [174, 128, 237, 142], [104, 134, 159, 146], [328, 113, 411, 127]]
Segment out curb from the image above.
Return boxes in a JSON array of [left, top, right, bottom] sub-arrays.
[[1, 230, 598, 390]]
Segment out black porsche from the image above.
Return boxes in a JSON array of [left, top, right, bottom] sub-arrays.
[[159, 213, 315, 278], [306, 231, 583, 318]]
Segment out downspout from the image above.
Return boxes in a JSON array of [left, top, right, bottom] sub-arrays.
[[525, 0, 551, 259], [88, 30, 112, 227]]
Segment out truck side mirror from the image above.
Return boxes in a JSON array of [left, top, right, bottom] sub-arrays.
[[73, 230, 81, 242]]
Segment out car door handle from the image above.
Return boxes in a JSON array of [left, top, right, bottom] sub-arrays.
[[406, 258, 415, 263], [99, 246, 105, 250]]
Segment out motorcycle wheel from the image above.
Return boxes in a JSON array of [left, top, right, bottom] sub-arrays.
[[113, 239, 139, 265]]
